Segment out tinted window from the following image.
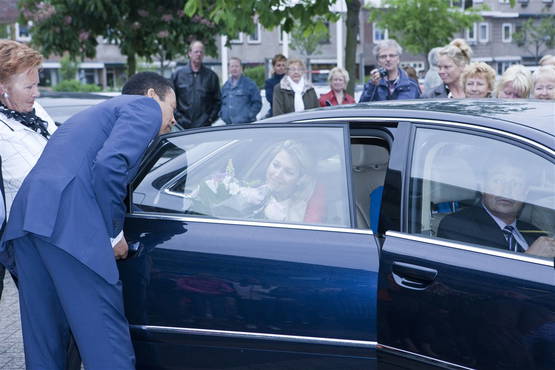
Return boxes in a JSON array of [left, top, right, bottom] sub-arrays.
[[409, 128, 555, 260], [132, 127, 350, 227]]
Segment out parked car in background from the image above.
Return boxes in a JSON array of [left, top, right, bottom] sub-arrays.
[[118, 99, 554, 369]]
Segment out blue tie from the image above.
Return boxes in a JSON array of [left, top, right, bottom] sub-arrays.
[[503, 225, 524, 252]]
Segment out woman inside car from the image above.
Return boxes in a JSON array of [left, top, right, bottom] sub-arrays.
[[203, 140, 326, 224]]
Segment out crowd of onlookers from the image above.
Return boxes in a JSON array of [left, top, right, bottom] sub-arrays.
[[169, 39, 554, 128]]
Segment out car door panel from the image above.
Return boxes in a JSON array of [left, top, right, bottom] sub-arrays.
[[120, 215, 379, 369], [378, 124, 555, 370], [379, 232, 555, 369]]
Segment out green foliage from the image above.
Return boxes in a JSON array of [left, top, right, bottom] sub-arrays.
[[512, 14, 555, 63], [184, 0, 339, 43], [0, 25, 9, 39], [19, 0, 222, 75], [59, 55, 78, 81], [367, 0, 484, 63], [53, 80, 102, 92], [243, 65, 265, 88], [290, 19, 328, 57]]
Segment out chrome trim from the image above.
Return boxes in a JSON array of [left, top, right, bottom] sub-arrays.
[[386, 231, 554, 267], [295, 117, 553, 155], [131, 325, 378, 349], [377, 344, 474, 370], [128, 212, 373, 235]]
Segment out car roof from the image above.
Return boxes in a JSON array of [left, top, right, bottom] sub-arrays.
[[259, 99, 555, 143]]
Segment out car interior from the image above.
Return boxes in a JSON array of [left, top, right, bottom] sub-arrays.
[[350, 138, 389, 231]]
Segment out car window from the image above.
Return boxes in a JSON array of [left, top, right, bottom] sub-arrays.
[[132, 127, 350, 227], [408, 127, 555, 260]]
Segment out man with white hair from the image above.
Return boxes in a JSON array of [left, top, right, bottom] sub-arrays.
[[359, 39, 421, 102]]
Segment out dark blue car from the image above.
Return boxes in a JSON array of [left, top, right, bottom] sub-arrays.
[[119, 99, 555, 370]]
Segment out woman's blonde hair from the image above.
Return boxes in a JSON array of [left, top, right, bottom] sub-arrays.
[[327, 67, 350, 85], [0, 40, 43, 84], [461, 62, 496, 93], [287, 59, 306, 71], [438, 38, 473, 68], [532, 65, 555, 85], [495, 64, 532, 98]]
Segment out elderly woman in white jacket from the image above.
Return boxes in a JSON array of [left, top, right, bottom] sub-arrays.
[[0, 40, 56, 217]]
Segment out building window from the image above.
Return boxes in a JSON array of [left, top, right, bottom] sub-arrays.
[[497, 60, 519, 75], [230, 33, 243, 44], [502, 23, 513, 43], [479, 22, 489, 43], [466, 23, 477, 43], [498, 0, 510, 4], [247, 22, 261, 44], [373, 23, 388, 43], [15, 22, 31, 42]]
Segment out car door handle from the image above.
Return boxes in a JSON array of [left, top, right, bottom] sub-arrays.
[[391, 262, 437, 290]]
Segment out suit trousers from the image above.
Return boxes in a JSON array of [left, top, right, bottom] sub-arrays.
[[13, 234, 135, 370]]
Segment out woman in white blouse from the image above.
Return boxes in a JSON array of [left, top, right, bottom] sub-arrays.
[[0, 40, 56, 218]]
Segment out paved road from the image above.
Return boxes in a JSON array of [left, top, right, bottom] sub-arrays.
[[0, 274, 24, 369]]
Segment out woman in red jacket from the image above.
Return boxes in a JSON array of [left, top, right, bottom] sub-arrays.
[[319, 67, 356, 107]]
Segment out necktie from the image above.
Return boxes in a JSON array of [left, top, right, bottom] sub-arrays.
[[503, 225, 524, 252]]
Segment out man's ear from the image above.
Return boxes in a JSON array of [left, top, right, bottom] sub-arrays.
[[146, 88, 158, 99]]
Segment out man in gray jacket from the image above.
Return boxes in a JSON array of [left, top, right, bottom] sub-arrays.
[[172, 41, 221, 129]]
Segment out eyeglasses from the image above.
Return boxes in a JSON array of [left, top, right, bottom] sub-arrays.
[[378, 54, 398, 60], [288, 67, 305, 73]]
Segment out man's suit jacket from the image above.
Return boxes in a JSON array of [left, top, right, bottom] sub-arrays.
[[0, 95, 161, 283], [437, 205, 544, 251]]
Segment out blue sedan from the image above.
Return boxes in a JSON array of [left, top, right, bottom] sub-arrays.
[[119, 99, 555, 369]]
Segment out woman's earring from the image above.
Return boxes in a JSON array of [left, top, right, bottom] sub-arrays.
[[1, 92, 8, 99]]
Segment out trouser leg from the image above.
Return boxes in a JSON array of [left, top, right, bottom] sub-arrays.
[[32, 236, 135, 370], [13, 235, 70, 370]]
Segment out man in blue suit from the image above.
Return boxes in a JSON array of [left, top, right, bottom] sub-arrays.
[[0, 72, 176, 369]]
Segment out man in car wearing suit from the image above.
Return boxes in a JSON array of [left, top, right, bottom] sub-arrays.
[[0, 72, 176, 369], [437, 161, 555, 258]]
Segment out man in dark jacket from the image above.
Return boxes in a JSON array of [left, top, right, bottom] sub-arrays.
[[437, 161, 555, 257], [359, 39, 420, 102], [264, 54, 287, 117], [172, 41, 221, 128]]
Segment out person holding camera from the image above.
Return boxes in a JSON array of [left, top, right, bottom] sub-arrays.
[[359, 39, 420, 102]]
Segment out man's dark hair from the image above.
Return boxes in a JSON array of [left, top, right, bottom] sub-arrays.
[[122, 72, 173, 100]]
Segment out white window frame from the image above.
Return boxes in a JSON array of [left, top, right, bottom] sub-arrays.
[[15, 22, 32, 42], [478, 22, 489, 43], [502, 23, 513, 43], [498, 0, 510, 4], [230, 33, 243, 44], [466, 23, 477, 43], [372, 23, 388, 43], [247, 22, 261, 44]]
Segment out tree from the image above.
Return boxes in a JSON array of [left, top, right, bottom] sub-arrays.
[[512, 15, 555, 64], [367, 0, 483, 70], [184, 0, 362, 89], [19, 0, 220, 75], [290, 20, 328, 79]]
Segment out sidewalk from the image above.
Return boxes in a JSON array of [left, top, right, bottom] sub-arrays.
[[0, 274, 24, 369]]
